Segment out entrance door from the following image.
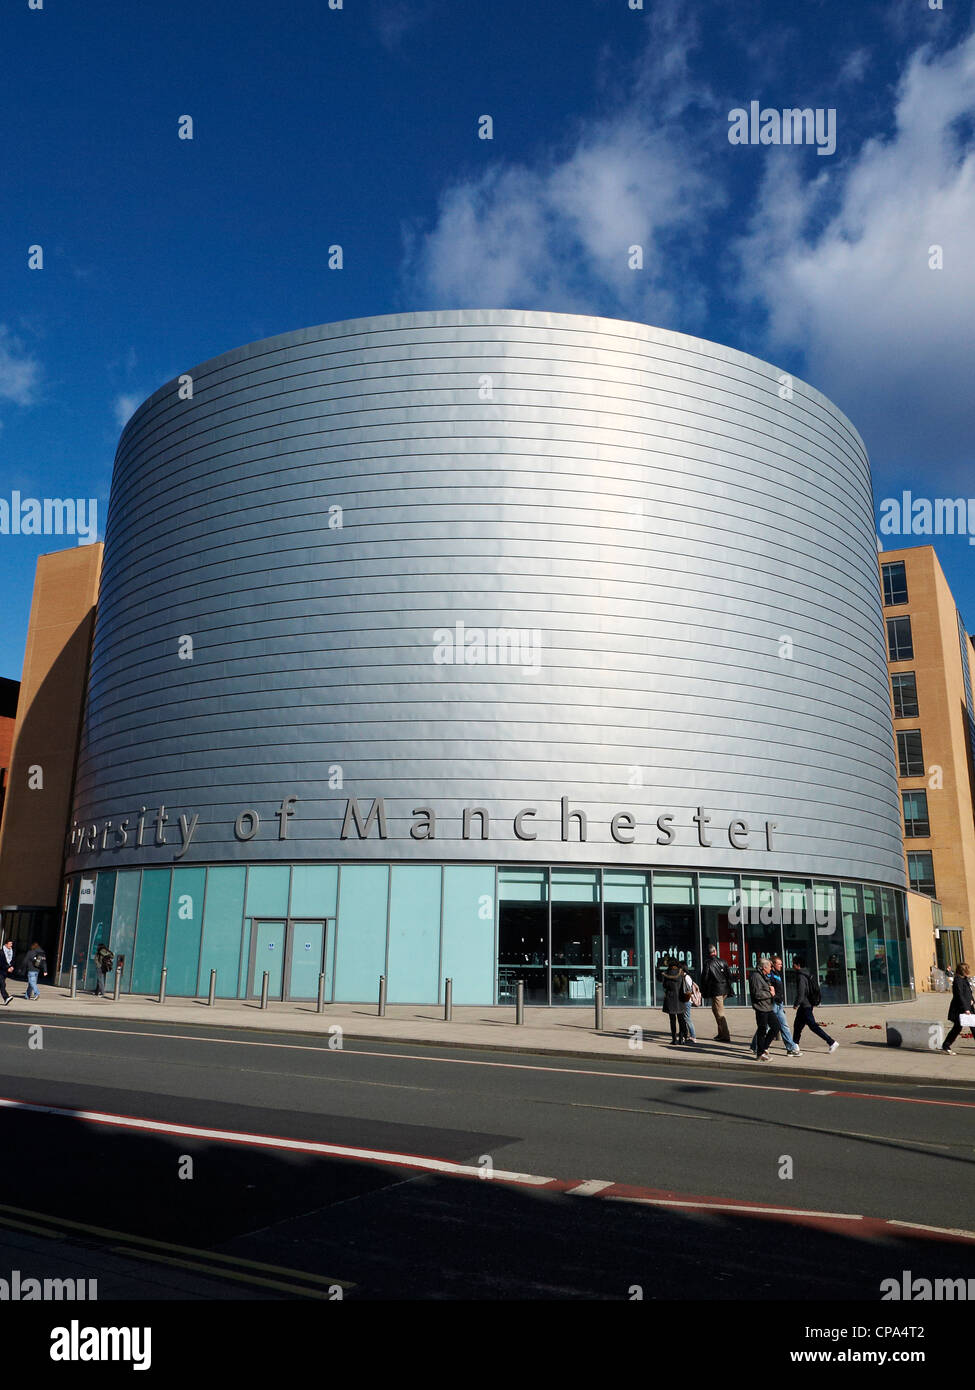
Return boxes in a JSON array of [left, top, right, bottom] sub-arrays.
[[287, 920, 328, 1000], [249, 919, 331, 1001], [251, 920, 286, 999]]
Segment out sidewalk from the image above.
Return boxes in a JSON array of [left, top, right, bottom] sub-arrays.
[[12, 986, 975, 1086]]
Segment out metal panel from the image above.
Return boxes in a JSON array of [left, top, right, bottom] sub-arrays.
[[66, 311, 904, 886]]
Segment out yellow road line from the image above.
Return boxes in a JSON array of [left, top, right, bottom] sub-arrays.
[[0, 1202, 353, 1290]]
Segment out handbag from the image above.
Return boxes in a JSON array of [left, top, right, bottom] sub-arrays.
[[959, 1013, 975, 1026], [690, 982, 703, 1008]]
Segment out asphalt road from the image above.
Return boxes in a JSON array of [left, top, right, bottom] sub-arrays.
[[1, 1011, 972, 1300]]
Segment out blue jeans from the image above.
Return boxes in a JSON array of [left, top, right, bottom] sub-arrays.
[[683, 1001, 696, 1039], [26, 970, 39, 999], [772, 1002, 800, 1052]]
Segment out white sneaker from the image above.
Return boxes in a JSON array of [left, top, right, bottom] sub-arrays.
[[787, 1049, 802, 1057], [828, 1041, 839, 1053], [942, 1047, 956, 1055]]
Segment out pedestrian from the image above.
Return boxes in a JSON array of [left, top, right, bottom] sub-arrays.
[[660, 956, 690, 1045], [0, 940, 14, 1006], [942, 962, 974, 1055], [681, 958, 699, 1044], [768, 955, 802, 1056], [93, 942, 114, 996], [700, 944, 735, 1042], [791, 955, 839, 1052], [23, 942, 47, 1001], [748, 956, 776, 1060]]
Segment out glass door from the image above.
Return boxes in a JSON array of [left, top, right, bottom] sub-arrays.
[[250, 919, 286, 998], [286, 920, 329, 1000]]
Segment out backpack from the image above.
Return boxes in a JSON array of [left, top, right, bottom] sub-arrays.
[[808, 976, 822, 1007], [690, 981, 703, 1008]]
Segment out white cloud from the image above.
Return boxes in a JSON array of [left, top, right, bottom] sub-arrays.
[[734, 31, 975, 473], [113, 393, 141, 428], [402, 1, 721, 322], [0, 326, 40, 407]]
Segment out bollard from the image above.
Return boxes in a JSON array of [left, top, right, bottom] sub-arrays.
[[317, 973, 326, 1014], [378, 974, 387, 1017], [207, 969, 217, 1006], [515, 979, 525, 1025], [260, 971, 269, 1010], [594, 980, 604, 1032], [112, 964, 122, 1001], [444, 977, 453, 1021], [69, 965, 77, 999], [159, 967, 167, 1004]]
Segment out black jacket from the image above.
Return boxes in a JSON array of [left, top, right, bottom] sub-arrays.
[[660, 967, 687, 1016], [700, 955, 734, 1000], [25, 949, 47, 973], [793, 968, 815, 1008], [748, 968, 773, 1012], [948, 974, 974, 1022]]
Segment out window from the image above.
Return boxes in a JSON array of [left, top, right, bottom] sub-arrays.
[[897, 730, 925, 778], [891, 672, 919, 719], [902, 790, 930, 837], [887, 616, 914, 661], [882, 561, 908, 606], [907, 852, 936, 897]]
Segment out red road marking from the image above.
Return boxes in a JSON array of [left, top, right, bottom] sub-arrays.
[[2, 1093, 973, 1245]]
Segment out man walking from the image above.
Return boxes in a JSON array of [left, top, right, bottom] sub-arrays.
[[768, 955, 802, 1056], [0, 940, 14, 1005], [748, 956, 776, 1060], [700, 945, 735, 1042], [93, 943, 114, 997], [792, 955, 839, 1052], [24, 942, 47, 1001]]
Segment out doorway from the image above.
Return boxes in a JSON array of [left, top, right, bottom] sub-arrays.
[[248, 919, 332, 1001]]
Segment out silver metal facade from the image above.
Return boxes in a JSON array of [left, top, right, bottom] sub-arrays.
[[66, 310, 905, 884]]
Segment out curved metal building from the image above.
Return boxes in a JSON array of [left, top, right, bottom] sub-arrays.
[[59, 311, 912, 1007]]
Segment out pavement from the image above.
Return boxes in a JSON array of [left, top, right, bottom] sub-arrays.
[[10, 984, 973, 1084]]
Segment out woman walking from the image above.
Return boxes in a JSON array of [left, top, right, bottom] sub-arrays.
[[660, 957, 690, 1045], [942, 962, 974, 1055]]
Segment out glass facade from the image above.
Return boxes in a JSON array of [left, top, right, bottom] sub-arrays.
[[55, 863, 915, 1008]]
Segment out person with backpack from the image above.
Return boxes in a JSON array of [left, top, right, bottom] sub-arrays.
[[680, 957, 700, 1044], [700, 944, 735, 1042], [93, 943, 114, 996], [24, 942, 47, 1001], [660, 957, 690, 1045], [791, 956, 838, 1052]]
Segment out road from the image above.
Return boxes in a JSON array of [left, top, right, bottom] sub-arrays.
[[1, 1011, 972, 1300]]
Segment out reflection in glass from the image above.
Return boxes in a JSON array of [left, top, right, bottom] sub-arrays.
[[652, 873, 697, 1006], [498, 867, 548, 1004], [604, 871, 650, 1006], [699, 874, 744, 1006], [551, 869, 600, 1004], [813, 883, 847, 1005]]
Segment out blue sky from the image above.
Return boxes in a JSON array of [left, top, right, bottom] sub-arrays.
[[1, 0, 973, 678]]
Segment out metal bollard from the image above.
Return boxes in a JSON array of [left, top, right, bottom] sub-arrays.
[[317, 973, 326, 1014], [207, 969, 217, 1006], [260, 971, 269, 1010], [159, 967, 167, 1004], [515, 979, 525, 1025], [594, 980, 604, 1032], [112, 964, 122, 1001], [378, 975, 387, 1017], [69, 965, 77, 999], [444, 977, 453, 1021]]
